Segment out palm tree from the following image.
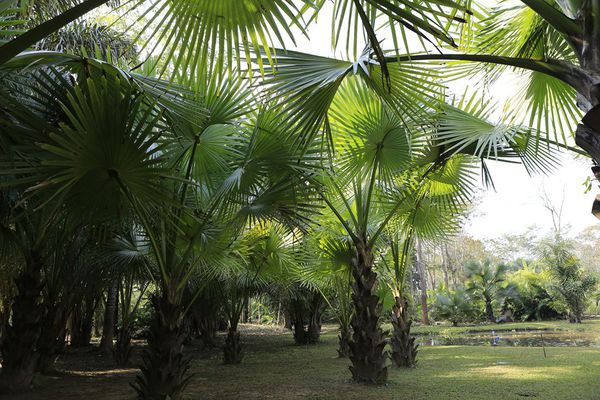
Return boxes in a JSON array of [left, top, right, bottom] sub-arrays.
[[538, 237, 598, 323], [379, 233, 419, 368], [0, 0, 569, 393], [432, 289, 475, 326], [464, 260, 510, 322]]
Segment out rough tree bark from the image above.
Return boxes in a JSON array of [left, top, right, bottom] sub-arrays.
[[389, 296, 418, 368], [36, 303, 69, 373], [307, 293, 323, 344], [0, 252, 44, 393], [223, 325, 243, 364], [133, 295, 190, 400], [70, 299, 97, 347], [114, 326, 133, 366], [347, 242, 388, 384], [291, 305, 308, 345], [337, 326, 351, 358]]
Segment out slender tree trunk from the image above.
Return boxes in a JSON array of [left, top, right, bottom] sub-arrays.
[[415, 239, 429, 325], [100, 280, 118, 354], [0, 252, 44, 393], [283, 308, 292, 330], [241, 297, 249, 323], [485, 296, 495, 322], [389, 296, 418, 368], [307, 294, 322, 344], [442, 244, 450, 289], [276, 302, 282, 325], [133, 295, 190, 400], [348, 242, 387, 384]]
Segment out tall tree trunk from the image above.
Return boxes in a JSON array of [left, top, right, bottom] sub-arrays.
[[442, 244, 450, 289], [0, 252, 44, 393], [70, 299, 96, 347], [307, 294, 322, 344], [133, 295, 190, 400], [36, 302, 69, 373], [389, 296, 418, 368], [291, 304, 308, 345], [100, 280, 118, 354], [348, 242, 387, 384], [415, 239, 429, 325], [485, 295, 495, 322], [241, 297, 249, 323]]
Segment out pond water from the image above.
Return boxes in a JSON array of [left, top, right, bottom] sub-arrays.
[[415, 330, 599, 347]]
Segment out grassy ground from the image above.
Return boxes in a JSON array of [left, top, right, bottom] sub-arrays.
[[4, 321, 600, 399]]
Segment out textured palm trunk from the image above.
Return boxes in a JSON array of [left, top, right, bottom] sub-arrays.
[[199, 317, 217, 348], [307, 295, 322, 344], [133, 295, 190, 400], [36, 303, 69, 373], [114, 327, 133, 366], [389, 296, 418, 368], [0, 252, 44, 393], [100, 280, 118, 354], [337, 326, 351, 358], [70, 300, 96, 347], [223, 326, 243, 364], [348, 242, 388, 384], [291, 306, 308, 345]]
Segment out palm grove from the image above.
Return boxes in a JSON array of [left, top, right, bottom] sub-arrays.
[[0, 0, 598, 398]]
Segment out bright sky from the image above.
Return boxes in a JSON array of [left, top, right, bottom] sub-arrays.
[[290, 3, 600, 240]]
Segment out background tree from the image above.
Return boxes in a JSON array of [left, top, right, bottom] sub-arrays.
[[539, 237, 597, 323], [464, 260, 510, 322]]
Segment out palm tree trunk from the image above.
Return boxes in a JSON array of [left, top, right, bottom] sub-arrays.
[[36, 302, 69, 373], [337, 325, 351, 358], [223, 324, 243, 364], [0, 252, 44, 393], [133, 295, 190, 400], [114, 326, 133, 366], [70, 299, 96, 347], [415, 239, 429, 325], [485, 296, 495, 322], [291, 304, 308, 345], [307, 294, 322, 344], [389, 296, 418, 368], [348, 242, 387, 384], [100, 280, 118, 354]]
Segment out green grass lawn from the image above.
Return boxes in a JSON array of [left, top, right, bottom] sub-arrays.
[[12, 321, 600, 399], [188, 323, 600, 400]]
